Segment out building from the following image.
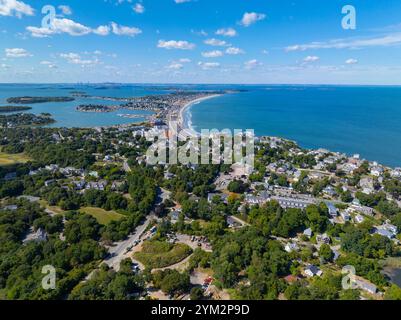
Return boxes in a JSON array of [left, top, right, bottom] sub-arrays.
[[355, 278, 377, 295], [272, 196, 315, 210], [354, 214, 365, 224], [340, 211, 352, 222], [284, 242, 299, 253], [304, 265, 323, 277], [316, 233, 331, 244], [351, 204, 374, 217], [207, 193, 229, 204], [23, 228, 48, 244], [326, 202, 338, 217], [303, 228, 313, 238], [374, 222, 398, 239], [226, 216, 241, 229]]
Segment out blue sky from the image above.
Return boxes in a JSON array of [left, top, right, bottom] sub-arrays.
[[1, 0, 401, 84]]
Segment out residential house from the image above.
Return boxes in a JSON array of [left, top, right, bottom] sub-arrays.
[[304, 265, 323, 277], [340, 211, 352, 222], [316, 233, 331, 244], [326, 202, 338, 217], [354, 214, 365, 224], [303, 228, 313, 238], [284, 242, 299, 253], [355, 278, 377, 295]]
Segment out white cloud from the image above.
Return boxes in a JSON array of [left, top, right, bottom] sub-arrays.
[[285, 33, 401, 51], [60, 52, 99, 65], [26, 20, 140, 38], [111, 22, 142, 36], [201, 50, 223, 58], [303, 55, 320, 63], [58, 5, 72, 15], [157, 40, 195, 50], [5, 48, 31, 58], [179, 58, 191, 63], [166, 62, 183, 70], [204, 38, 230, 47], [0, 0, 34, 17], [40, 60, 57, 68], [244, 59, 262, 69], [216, 28, 237, 37], [198, 61, 220, 70], [93, 25, 110, 36], [226, 47, 244, 55], [27, 18, 91, 37], [191, 29, 208, 37], [174, 0, 191, 3], [239, 12, 266, 27], [345, 58, 358, 64], [133, 3, 144, 14]]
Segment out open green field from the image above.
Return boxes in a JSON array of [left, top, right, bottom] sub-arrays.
[[133, 240, 193, 269], [0, 150, 31, 166], [38, 200, 66, 215], [79, 207, 125, 225]]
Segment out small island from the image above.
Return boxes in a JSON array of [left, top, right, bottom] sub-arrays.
[[6, 96, 75, 104], [0, 106, 32, 113]]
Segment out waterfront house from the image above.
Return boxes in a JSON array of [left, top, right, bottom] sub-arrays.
[[370, 166, 384, 177]]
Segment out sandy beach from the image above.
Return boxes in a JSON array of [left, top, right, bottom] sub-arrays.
[[178, 94, 222, 132]]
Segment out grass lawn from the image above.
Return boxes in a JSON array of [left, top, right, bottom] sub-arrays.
[[79, 207, 125, 225], [0, 149, 31, 166], [38, 200, 66, 215], [133, 240, 193, 269]]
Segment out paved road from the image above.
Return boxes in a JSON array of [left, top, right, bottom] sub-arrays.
[[104, 214, 155, 271]]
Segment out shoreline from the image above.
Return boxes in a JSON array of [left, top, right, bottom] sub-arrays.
[[178, 94, 222, 133]]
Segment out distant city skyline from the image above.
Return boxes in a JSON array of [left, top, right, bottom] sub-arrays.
[[1, 0, 401, 84]]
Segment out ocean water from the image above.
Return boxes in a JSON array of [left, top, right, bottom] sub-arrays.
[[0, 84, 161, 128], [1, 84, 401, 168], [189, 86, 401, 168]]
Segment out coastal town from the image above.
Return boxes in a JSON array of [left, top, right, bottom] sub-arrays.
[[75, 91, 224, 126], [1, 87, 401, 300]]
